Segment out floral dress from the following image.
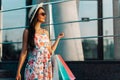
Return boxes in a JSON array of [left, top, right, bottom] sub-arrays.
[[24, 33, 52, 80]]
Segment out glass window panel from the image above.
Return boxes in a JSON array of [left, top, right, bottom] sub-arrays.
[[79, 1, 98, 59], [103, 0, 114, 60], [2, 0, 26, 60]]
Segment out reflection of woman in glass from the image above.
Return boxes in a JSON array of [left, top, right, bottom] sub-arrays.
[[16, 3, 64, 80]]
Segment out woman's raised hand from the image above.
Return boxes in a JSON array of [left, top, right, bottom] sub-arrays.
[[58, 32, 64, 39]]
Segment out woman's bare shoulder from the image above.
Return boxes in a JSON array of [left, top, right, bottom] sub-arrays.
[[24, 28, 28, 32], [22, 29, 29, 36]]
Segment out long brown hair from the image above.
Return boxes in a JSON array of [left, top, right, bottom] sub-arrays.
[[27, 7, 45, 51]]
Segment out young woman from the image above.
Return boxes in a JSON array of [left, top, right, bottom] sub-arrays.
[[16, 3, 64, 80]]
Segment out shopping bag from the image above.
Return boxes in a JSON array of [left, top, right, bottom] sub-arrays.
[[51, 55, 59, 80], [52, 55, 76, 80], [56, 56, 70, 80], [57, 55, 76, 80]]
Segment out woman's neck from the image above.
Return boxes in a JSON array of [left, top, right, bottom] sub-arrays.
[[35, 22, 42, 31]]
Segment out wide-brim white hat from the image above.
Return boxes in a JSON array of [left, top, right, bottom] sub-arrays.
[[28, 3, 43, 23]]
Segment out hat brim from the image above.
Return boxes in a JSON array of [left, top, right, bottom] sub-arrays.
[[29, 3, 43, 23]]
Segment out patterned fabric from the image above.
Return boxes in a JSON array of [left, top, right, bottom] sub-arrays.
[[24, 33, 52, 80]]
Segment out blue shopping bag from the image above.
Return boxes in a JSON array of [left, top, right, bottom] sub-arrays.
[[56, 56, 70, 80]]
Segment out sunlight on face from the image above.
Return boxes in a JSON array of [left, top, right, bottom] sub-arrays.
[[37, 8, 46, 23]]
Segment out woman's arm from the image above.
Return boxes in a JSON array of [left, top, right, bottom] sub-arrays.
[[45, 30, 64, 53], [51, 32, 64, 52], [16, 29, 28, 79]]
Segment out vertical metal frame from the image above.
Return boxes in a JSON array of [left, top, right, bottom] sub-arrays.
[[97, 0, 103, 60]]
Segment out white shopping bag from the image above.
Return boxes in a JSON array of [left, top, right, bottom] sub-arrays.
[[51, 55, 59, 80]]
